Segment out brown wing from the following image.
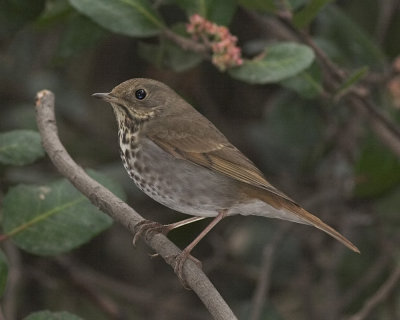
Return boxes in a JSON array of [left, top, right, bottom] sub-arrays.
[[146, 115, 294, 202]]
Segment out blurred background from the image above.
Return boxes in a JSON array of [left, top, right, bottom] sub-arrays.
[[1, 0, 400, 319]]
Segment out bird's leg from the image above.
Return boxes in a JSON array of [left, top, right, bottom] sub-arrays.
[[170, 209, 228, 287], [133, 216, 206, 245], [166, 216, 206, 230]]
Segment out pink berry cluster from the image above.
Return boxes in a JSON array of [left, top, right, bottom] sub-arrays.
[[186, 14, 243, 71]]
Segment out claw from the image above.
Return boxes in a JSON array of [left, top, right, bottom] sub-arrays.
[[132, 220, 170, 246], [166, 251, 202, 289]]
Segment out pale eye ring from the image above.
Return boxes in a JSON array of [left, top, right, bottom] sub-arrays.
[[135, 89, 146, 100]]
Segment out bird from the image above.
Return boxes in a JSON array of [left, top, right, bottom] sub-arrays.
[[93, 78, 359, 282]]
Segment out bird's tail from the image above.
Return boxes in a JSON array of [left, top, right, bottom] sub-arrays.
[[283, 201, 360, 253], [243, 187, 360, 253]]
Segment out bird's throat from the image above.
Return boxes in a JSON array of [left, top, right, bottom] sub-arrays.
[[118, 117, 142, 150]]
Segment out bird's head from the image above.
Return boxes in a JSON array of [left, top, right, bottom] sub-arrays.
[[93, 78, 185, 123]]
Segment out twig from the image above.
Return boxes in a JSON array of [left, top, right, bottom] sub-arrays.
[[276, 14, 346, 88], [55, 256, 207, 320], [243, 9, 298, 42], [249, 224, 290, 320], [277, 14, 400, 159], [348, 265, 400, 320], [34, 90, 237, 320], [2, 242, 22, 320], [162, 29, 209, 56], [350, 96, 400, 158], [339, 251, 391, 308], [56, 259, 123, 319], [374, 0, 400, 44]]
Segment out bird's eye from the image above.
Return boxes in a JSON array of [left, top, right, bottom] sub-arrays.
[[135, 89, 147, 100]]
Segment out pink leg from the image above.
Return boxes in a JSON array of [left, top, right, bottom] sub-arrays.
[[166, 216, 206, 230], [172, 209, 228, 287], [133, 216, 206, 245]]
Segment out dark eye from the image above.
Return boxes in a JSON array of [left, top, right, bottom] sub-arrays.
[[135, 89, 146, 100]]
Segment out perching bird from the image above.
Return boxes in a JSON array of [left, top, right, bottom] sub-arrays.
[[93, 78, 359, 282]]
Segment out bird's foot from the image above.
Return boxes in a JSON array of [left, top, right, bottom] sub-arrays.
[[166, 249, 202, 289], [132, 220, 171, 246]]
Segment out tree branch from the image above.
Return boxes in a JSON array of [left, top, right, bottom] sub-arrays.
[[339, 251, 390, 309], [54, 257, 207, 320], [249, 224, 289, 320], [273, 14, 400, 159], [348, 265, 400, 320], [34, 90, 237, 320]]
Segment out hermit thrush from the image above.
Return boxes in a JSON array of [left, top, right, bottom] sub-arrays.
[[93, 78, 359, 280]]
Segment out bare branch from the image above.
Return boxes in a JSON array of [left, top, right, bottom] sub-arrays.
[[340, 252, 391, 308], [249, 224, 289, 320], [55, 257, 207, 320], [56, 259, 124, 319], [374, 0, 400, 44], [348, 265, 400, 320], [271, 14, 400, 159], [350, 96, 400, 158], [34, 90, 237, 320], [2, 242, 22, 320]]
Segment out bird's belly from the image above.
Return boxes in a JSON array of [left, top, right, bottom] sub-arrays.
[[120, 138, 240, 217]]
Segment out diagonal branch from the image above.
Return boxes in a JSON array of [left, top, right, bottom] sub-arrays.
[[34, 90, 237, 320], [162, 28, 209, 57], [249, 224, 290, 320], [264, 13, 400, 159], [347, 264, 400, 320]]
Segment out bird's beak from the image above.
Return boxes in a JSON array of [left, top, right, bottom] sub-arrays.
[[92, 92, 119, 103]]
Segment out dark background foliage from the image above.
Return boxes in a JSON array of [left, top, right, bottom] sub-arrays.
[[0, 0, 400, 319]]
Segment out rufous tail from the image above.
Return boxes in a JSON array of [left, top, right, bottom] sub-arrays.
[[284, 201, 360, 253], [247, 187, 360, 253]]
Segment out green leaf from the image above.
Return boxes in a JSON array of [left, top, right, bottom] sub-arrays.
[[2, 170, 125, 256], [56, 13, 108, 61], [237, 0, 277, 13], [138, 41, 203, 72], [280, 62, 323, 98], [293, 0, 333, 28], [317, 5, 385, 69], [334, 66, 368, 100], [35, 0, 73, 27], [354, 135, 400, 198], [163, 41, 203, 71], [68, 0, 164, 37], [23, 311, 84, 320], [0, 130, 45, 166], [289, 0, 309, 10], [0, 251, 8, 298], [247, 93, 323, 175], [238, 0, 306, 13], [138, 24, 202, 72], [175, 0, 237, 25], [229, 42, 315, 84], [0, 0, 46, 39]]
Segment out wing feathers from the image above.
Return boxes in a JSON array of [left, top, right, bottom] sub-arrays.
[[151, 132, 293, 201]]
